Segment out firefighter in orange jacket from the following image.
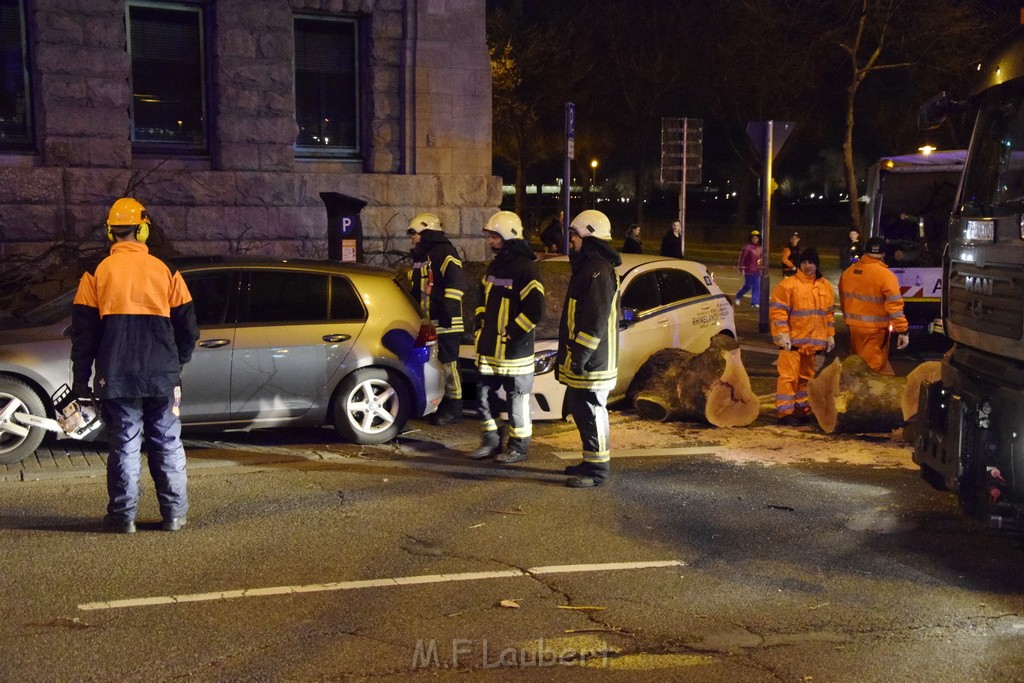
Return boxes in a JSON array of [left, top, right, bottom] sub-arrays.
[[770, 247, 835, 425], [838, 237, 909, 374]]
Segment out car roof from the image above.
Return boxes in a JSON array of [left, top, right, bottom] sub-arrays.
[[537, 253, 709, 277], [171, 256, 397, 278]]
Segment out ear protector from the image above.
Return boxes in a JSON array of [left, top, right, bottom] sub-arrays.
[[106, 219, 149, 244]]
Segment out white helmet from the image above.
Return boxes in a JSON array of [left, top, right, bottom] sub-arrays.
[[483, 211, 523, 241], [408, 212, 442, 235], [569, 210, 612, 241]]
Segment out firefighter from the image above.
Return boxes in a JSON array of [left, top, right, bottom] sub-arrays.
[[557, 210, 621, 487], [71, 198, 199, 533], [408, 213, 467, 425], [838, 236, 909, 374], [467, 211, 545, 463], [770, 247, 835, 425]]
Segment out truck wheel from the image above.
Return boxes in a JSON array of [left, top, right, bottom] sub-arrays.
[[0, 377, 48, 465], [332, 368, 411, 444]]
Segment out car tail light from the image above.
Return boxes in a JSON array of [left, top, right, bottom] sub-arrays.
[[415, 322, 438, 347]]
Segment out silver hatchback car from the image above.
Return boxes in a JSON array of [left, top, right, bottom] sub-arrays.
[[0, 259, 445, 464]]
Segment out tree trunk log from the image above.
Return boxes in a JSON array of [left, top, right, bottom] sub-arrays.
[[626, 335, 759, 427], [807, 355, 907, 434], [902, 361, 941, 422]]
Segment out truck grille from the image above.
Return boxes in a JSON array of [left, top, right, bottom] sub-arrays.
[[947, 261, 1023, 340]]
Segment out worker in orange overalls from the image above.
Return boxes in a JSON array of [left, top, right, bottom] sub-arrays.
[[770, 247, 835, 425], [838, 237, 909, 374], [780, 232, 801, 276]]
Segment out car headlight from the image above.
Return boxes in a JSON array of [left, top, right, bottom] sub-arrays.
[[534, 349, 558, 375]]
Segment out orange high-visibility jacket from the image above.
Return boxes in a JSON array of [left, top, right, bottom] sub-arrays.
[[838, 254, 908, 333], [769, 270, 835, 352]]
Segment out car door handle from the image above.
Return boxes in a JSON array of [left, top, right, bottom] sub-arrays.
[[323, 334, 351, 343], [198, 339, 231, 348]]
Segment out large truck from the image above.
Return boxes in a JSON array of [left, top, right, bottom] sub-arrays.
[[914, 25, 1024, 528], [862, 150, 965, 335]]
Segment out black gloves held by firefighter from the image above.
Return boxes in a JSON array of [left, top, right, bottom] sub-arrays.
[[71, 381, 92, 400]]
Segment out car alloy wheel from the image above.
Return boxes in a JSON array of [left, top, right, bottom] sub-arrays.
[[0, 377, 48, 464], [332, 367, 411, 444]]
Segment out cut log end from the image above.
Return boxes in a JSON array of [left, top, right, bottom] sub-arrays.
[[902, 361, 942, 422], [634, 392, 674, 422]]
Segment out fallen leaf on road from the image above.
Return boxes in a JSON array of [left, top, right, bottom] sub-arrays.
[[499, 599, 520, 608]]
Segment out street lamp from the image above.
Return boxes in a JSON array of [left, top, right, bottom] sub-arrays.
[[590, 159, 598, 207]]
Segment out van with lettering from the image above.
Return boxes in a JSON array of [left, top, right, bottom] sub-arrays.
[[862, 150, 964, 335]]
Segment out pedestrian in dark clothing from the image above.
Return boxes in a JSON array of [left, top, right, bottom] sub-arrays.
[[622, 223, 642, 254], [408, 212, 467, 425], [839, 229, 862, 271], [781, 232, 801, 276], [467, 211, 546, 464], [540, 210, 565, 254], [659, 220, 683, 258], [71, 198, 199, 534], [558, 210, 621, 488]]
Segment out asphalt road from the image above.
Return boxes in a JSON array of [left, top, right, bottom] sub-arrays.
[[4, 400, 1024, 680]]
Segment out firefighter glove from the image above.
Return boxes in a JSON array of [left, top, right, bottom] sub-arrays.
[[896, 332, 910, 350], [72, 381, 91, 399], [826, 336, 835, 353], [777, 333, 791, 351]]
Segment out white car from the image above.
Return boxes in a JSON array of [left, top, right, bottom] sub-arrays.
[[459, 253, 736, 420]]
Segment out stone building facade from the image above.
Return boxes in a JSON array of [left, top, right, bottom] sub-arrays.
[[0, 0, 498, 291]]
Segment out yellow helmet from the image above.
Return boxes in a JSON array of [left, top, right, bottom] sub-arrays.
[[483, 211, 523, 241], [407, 212, 442, 235], [106, 197, 150, 243]]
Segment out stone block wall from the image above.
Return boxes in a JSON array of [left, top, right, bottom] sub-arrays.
[[0, 0, 498, 285]]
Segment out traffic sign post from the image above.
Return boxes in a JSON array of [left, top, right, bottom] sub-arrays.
[[564, 102, 574, 254], [660, 118, 703, 256], [745, 120, 794, 333]]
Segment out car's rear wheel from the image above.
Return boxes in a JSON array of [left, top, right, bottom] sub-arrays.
[[332, 368, 410, 444], [0, 377, 48, 464]]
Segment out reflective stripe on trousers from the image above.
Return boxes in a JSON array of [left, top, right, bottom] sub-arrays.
[[477, 373, 534, 450], [775, 350, 816, 416], [565, 386, 611, 481], [101, 395, 188, 520]]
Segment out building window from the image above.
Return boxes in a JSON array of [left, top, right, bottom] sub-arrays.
[[0, 0, 31, 148], [294, 16, 359, 157], [128, 2, 206, 152]]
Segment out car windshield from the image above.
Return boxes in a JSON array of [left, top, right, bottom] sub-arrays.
[[0, 290, 74, 330]]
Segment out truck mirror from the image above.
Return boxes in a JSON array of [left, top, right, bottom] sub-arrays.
[[918, 92, 956, 132]]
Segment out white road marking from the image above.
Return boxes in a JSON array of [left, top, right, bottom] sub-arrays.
[[78, 560, 684, 612], [552, 447, 721, 460]]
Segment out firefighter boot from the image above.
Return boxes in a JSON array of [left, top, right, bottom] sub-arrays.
[[467, 430, 502, 460], [431, 398, 463, 426]]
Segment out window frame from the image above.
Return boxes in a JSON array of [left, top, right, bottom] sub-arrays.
[[0, 0, 32, 150], [292, 13, 361, 159], [126, 0, 209, 155]]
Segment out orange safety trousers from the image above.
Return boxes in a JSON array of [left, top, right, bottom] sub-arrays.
[[775, 349, 817, 416], [849, 327, 894, 375]]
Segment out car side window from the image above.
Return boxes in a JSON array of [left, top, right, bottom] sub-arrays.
[[330, 276, 366, 321], [181, 270, 235, 327], [656, 268, 709, 306], [243, 271, 330, 324], [620, 271, 661, 312]]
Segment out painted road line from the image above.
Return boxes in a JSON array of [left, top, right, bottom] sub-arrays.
[[551, 446, 721, 460], [529, 560, 684, 575], [739, 344, 778, 355], [78, 561, 682, 612]]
